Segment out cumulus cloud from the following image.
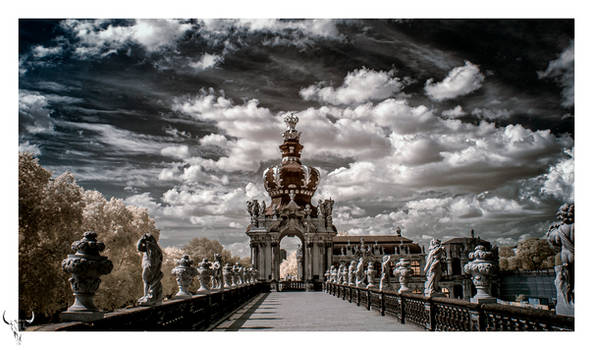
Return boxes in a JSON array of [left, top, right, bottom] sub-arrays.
[[442, 105, 466, 119], [19, 141, 41, 156], [31, 45, 64, 58], [538, 41, 574, 108], [471, 108, 511, 120], [299, 68, 404, 105], [19, 90, 54, 134], [189, 53, 222, 71], [61, 19, 193, 58], [425, 61, 485, 101], [540, 149, 574, 202], [161, 145, 190, 159]]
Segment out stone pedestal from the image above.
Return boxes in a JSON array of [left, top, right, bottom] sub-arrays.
[[60, 231, 113, 322]]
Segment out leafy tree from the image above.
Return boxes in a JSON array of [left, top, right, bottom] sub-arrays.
[[515, 238, 555, 271]]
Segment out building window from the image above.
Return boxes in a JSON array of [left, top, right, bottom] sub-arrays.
[[411, 260, 421, 276]]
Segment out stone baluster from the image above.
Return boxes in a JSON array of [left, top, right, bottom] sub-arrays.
[[196, 258, 212, 294], [394, 258, 413, 293], [223, 263, 232, 289], [61, 231, 113, 321], [171, 255, 197, 299], [366, 262, 377, 289], [464, 245, 497, 303]]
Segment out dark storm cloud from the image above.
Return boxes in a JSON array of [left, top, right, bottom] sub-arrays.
[[19, 19, 574, 254]]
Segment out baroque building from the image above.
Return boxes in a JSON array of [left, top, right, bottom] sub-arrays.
[[246, 115, 337, 290]]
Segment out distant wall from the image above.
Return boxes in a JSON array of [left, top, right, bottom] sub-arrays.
[[499, 270, 556, 304]]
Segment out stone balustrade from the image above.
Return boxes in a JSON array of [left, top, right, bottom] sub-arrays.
[[323, 282, 574, 331], [30, 283, 267, 331]]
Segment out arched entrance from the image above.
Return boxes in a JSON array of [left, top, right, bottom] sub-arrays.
[[279, 234, 304, 281], [246, 114, 337, 290]]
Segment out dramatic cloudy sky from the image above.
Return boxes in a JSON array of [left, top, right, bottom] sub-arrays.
[[18, 19, 574, 257]]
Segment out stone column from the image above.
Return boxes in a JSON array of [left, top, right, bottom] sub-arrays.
[[61, 231, 113, 322], [171, 255, 197, 299], [463, 245, 497, 304]]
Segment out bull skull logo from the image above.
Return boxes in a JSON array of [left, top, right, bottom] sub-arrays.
[[3, 310, 34, 345]]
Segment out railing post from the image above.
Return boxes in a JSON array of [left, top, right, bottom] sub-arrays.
[[380, 292, 385, 316], [357, 288, 361, 306], [343, 286, 346, 300], [425, 298, 436, 331], [367, 290, 371, 310], [400, 295, 406, 324], [469, 305, 486, 331]]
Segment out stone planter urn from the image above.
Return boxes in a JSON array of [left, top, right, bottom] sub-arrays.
[[196, 258, 212, 294], [171, 255, 197, 299], [366, 262, 377, 289], [394, 258, 413, 293], [223, 263, 233, 288], [464, 245, 498, 303], [61, 231, 113, 321]]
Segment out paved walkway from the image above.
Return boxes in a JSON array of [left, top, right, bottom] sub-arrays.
[[212, 291, 422, 331]]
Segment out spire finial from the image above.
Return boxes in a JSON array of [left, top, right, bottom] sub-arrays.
[[284, 113, 299, 130]]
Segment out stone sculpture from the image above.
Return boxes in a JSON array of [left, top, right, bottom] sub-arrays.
[[463, 245, 497, 303], [348, 260, 356, 286], [546, 203, 574, 316], [379, 255, 391, 291], [240, 265, 247, 286], [171, 255, 197, 299], [223, 263, 233, 288], [233, 263, 242, 287], [394, 257, 413, 293], [424, 238, 446, 297], [196, 258, 212, 294], [137, 233, 163, 305], [366, 261, 377, 288], [210, 253, 223, 290], [61, 231, 113, 321], [330, 265, 337, 283], [337, 262, 345, 284], [355, 257, 366, 287]]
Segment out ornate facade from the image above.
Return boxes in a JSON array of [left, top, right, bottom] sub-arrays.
[[246, 114, 337, 290]]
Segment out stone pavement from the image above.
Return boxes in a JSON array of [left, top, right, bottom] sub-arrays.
[[212, 291, 422, 331]]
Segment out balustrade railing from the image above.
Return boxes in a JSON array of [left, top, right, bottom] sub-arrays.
[[279, 280, 305, 291], [31, 283, 266, 331], [324, 282, 573, 331]]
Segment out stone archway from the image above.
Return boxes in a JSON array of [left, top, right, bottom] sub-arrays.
[[278, 232, 305, 281], [246, 114, 337, 290]]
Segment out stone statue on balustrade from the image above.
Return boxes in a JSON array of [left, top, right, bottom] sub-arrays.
[[546, 203, 574, 316], [330, 265, 337, 283], [335, 262, 344, 284], [379, 255, 392, 291], [223, 263, 233, 288], [324, 269, 330, 282], [394, 257, 413, 293], [197, 258, 212, 294], [137, 233, 163, 305], [210, 253, 223, 290], [171, 255, 197, 299], [366, 261, 377, 288], [61, 231, 113, 321], [423, 238, 446, 297], [463, 245, 497, 303], [355, 257, 366, 287], [232, 263, 242, 286], [348, 260, 356, 286]]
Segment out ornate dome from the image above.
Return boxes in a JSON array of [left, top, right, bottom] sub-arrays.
[[263, 114, 320, 216]]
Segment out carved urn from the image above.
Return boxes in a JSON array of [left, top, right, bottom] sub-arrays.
[[61, 231, 113, 321], [196, 258, 212, 294], [223, 263, 233, 288], [394, 258, 413, 293], [366, 262, 377, 289], [464, 245, 498, 303], [171, 255, 197, 299]]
